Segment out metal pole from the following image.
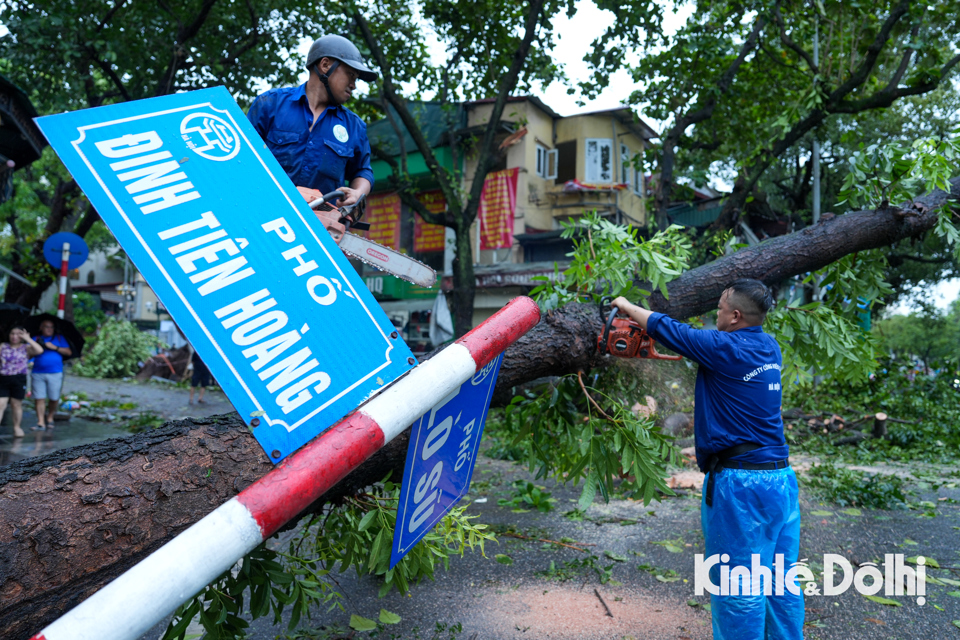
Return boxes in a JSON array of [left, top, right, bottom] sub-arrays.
[[56, 242, 70, 320], [811, 14, 821, 302], [812, 15, 820, 227]]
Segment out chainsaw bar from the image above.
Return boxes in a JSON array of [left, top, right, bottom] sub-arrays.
[[338, 232, 437, 288]]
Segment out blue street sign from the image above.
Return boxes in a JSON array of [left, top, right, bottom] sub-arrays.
[[43, 232, 89, 270], [390, 354, 503, 569], [35, 87, 416, 462]]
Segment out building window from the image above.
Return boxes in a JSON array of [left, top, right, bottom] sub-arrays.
[[535, 143, 557, 179], [620, 144, 631, 186], [585, 138, 613, 183], [634, 167, 644, 196], [555, 140, 576, 184]]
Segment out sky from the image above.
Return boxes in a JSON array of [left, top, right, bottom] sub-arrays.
[[287, 0, 694, 120]]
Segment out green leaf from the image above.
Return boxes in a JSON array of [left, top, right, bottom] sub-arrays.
[[810, 510, 833, 516], [863, 595, 902, 607], [655, 574, 681, 582], [349, 615, 378, 631], [840, 508, 862, 516], [604, 551, 627, 562], [578, 471, 598, 511], [495, 554, 514, 565], [357, 509, 378, 532], [906, 556, 940, 568], [378, 609, 402, 625]]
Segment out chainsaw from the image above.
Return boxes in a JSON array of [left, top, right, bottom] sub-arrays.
[[301, 188, 437, 288], [597, 303, 682, 361]]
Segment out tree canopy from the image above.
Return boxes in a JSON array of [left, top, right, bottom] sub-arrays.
[[582, 0, 960, 229]]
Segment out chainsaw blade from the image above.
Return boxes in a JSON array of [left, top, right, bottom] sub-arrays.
[[338, 232, 437, 288]]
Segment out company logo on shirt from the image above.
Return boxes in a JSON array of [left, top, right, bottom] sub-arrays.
[[333, 124, 350, 143], [180, 113, 241, 161], [743, 362, 781, 382]]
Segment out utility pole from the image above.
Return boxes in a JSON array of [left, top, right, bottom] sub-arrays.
[[811, 13, 821, 302], [812, 15, 820, 228]]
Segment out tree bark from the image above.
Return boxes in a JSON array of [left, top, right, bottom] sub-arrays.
[[1, 177, 956, 637]]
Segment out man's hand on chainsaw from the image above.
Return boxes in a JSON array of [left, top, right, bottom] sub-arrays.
[[611, 297, 635, 315], [336, 186, 364, 207], [610, 296, 653, 330]]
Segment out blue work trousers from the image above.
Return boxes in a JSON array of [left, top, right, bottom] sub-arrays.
[[702, 467, 804, 639]]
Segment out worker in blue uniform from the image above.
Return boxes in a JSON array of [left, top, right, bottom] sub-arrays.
[[247, 35, 376, 208], [612, 279, 803, 640]]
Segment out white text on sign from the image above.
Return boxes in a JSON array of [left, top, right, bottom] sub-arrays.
[[96, 130, 338, 421]]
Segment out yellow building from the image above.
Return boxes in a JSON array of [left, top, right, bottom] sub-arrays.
[[460, 97, 656, 269]]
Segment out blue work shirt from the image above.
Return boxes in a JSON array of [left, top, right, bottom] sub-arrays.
[[247, 83, 374, 196], [646, 313, 789, 471], [31, 334, 69, 374]]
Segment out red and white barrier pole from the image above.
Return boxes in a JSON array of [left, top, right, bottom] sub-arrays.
[[56, 242, 70, 319], [31, 296, 540, 640]]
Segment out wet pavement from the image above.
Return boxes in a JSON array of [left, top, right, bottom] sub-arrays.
[[0, 371, 235, 466], [137, 451, 960, 640], [3, 374, 957, 639]]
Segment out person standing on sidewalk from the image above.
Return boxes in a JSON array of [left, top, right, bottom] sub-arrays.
[[31, 318, 72, 430], [612, 279, 802, 640], [189, 350, 212, 404], [0, 326, 43, 437]]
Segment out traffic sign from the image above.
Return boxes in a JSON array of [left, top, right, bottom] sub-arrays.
[[43, 232, 88, 270], [35, 87, 417, 462], [390, 353, 503, 568]]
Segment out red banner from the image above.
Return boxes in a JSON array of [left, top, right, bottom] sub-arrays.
[[479, 168, 518, 250], [413, 190, 446, 253], [365, 192, 401, 250]]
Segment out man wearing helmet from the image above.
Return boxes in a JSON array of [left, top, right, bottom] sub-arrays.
[[248, 35, 377, 207]]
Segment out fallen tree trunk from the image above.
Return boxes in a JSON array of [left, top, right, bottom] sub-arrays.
[[0, 415, 413, 640], [2, 179, 956, 637]]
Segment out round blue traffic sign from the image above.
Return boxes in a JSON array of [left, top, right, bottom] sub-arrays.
[[43, 232, 89, 270]]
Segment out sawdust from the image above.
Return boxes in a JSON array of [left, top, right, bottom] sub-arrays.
[[465, 583, 711, 639], [667, 470, 705, 491], [631, 396, 658, 418]]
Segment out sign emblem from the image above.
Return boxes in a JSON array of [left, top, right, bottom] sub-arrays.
[[332, 124, 349, 143], [180, 113, 240, 161]]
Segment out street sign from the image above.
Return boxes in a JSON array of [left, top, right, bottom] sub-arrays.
[[43, 232, 88, 270], [35, 87, 417, 462], [390, 353, 503, 568]]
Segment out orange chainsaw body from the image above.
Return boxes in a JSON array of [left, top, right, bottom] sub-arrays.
[[597, 317, 682, 360], [298, 186, 348, 243]]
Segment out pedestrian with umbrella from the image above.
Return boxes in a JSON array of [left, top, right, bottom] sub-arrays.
[[25, 314, 81, 430], [0, 326, 43, 437]]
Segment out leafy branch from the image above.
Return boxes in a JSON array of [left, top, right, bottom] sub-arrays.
[[162, 478, 494, 640]]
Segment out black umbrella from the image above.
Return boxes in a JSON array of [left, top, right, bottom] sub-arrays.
[[24, 313, 85, 360], [0, 303, 31, 339]]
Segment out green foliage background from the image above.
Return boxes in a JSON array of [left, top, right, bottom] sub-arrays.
[[73, 317, 159, 378]]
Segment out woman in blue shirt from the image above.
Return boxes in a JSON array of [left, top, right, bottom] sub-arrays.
[[31, 318, 72, 431], [247, 35, 377, 208]]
